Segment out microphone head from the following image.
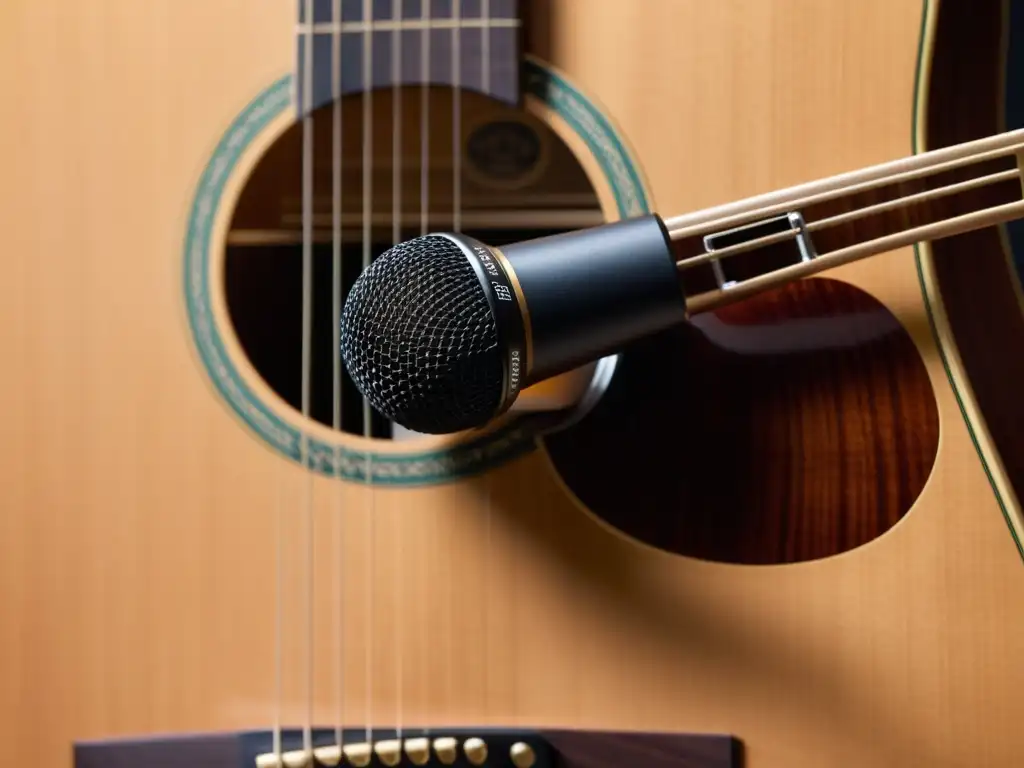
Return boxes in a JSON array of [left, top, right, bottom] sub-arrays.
[[340, 214, 682, 436], [339, 235, 509, 435]]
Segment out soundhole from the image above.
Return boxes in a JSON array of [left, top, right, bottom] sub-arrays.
[[542, 277, 941, 565], [223, 86, 600, 439]]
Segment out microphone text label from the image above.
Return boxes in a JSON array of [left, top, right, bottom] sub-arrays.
[[473, 245, 501, 277], [509, 348, 521, 392]]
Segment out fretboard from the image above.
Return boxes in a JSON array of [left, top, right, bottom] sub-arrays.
[[295, 0, 521, 117]]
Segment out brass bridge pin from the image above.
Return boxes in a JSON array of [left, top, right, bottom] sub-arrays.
[[403, 737, 430, 765], [432, 737, 458, 765], [463, 737, 488, 766], [341, 743, 372, 767], [510, 741, 537, 768], [374, 740, 402, 766], [312, 745, 342, 766]]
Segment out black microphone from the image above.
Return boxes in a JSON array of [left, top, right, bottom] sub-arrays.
[[340, 126, 1024, 435], [339, 214, 687, 435]]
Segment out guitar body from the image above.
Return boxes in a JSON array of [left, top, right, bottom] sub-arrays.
[[3, 1, 1024, 766]]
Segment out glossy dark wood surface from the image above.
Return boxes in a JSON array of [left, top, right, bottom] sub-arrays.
[[544, 729, 740, 768], [924, 0, 1024, 520], [543, 277, 940, 565], [73, 727, 741, 768]]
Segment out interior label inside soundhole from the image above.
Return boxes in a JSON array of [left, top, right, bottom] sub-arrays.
[[466, 120, 544, 186]]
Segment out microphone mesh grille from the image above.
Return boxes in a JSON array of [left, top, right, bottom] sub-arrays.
[[339, 235, 504, 435]]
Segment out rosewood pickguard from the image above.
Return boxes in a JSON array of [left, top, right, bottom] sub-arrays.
[[542, 277, 940, 565]]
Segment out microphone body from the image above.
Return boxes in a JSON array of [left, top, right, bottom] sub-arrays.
[[339, 213, 688, 434], [444, 213, 688, 418]]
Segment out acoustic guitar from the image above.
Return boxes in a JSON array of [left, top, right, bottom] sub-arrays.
[[3, 1, 1024, 766]]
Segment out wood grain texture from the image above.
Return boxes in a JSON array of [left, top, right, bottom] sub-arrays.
[[3, 2, 1024, 768], [543, 277, 940, 564]]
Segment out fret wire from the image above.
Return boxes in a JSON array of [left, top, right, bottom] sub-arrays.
[[295, 0, 520, 114], [297, 0, 517, 23], [296, 19, 520, 32]]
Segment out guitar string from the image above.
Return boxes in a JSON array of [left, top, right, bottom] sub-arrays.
[[300, 0, 316, 761], [273, 405, 285, 763], [481, 0, 491, 723], [391, 0, 405, 748], [361, 0, 375, 752], [447, 0, 462, 722], [421, 0, 431, 238], [419, 0, 432, 744], [331, 0, 345, 756], [272, 1, 315, 762], [452, 0, 462, 235]]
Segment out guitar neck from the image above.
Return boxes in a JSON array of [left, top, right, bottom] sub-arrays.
[[666, 128, 1024, 314]]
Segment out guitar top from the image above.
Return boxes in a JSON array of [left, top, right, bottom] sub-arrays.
[[1, 1, 1023, 766]]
